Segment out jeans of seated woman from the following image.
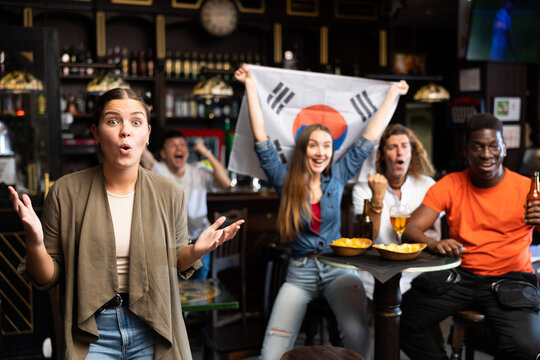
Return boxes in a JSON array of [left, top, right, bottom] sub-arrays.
[[259, 256, 370, 360], [86, 304, 155, 359]]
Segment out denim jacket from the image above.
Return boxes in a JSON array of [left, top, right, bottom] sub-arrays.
[[254, 137, 375, 258]]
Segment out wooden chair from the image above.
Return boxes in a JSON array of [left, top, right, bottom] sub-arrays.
[[201, 244, 289, 360], [281, 345, 364, 360], [302, 299, 342, 346], [209, 208, 248, 328]]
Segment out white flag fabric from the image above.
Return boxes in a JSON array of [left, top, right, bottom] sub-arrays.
[[229, 65, 398, 180]]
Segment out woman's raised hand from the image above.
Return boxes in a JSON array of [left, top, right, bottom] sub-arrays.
[[389, 80, 409, 97], [8, 186, 44, 246], [194, 216, 245, 255], [234, 63, 252, 85]]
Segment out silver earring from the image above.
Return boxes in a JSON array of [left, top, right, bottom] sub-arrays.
[[146, 141, 149, 146]]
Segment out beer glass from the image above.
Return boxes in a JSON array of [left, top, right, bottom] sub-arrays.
[[390, 204, 411, 244]]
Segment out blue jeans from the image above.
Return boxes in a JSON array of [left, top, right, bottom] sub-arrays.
[[191, 252, 211, 280], [259, 256, 370, 360], [86, 304, 155, 360]]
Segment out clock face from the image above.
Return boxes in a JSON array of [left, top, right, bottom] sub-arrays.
[[200, 0, 238, 37]]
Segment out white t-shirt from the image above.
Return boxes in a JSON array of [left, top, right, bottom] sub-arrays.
[[152, 162, 215, 240], [352, 174, 441, 298]]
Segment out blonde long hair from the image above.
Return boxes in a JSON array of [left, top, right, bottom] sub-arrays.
[[277, 124, 334, 243]]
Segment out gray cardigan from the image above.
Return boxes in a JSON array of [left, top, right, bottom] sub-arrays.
[[19, 165, 201, 359]]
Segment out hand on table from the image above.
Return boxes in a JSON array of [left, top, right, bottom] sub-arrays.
[[430, 238, 465, 257]]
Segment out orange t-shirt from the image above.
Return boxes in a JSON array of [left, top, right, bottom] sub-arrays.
[[423, 168, 534, 275]]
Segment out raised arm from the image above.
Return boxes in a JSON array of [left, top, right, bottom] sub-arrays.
[[193, 140, 231, 188], [363, 80, 409, 142], [234, 64, 268, 142], [8, 186, 55, 285]]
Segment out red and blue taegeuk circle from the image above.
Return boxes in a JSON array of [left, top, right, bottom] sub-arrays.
[[292, 105, 347, 150]]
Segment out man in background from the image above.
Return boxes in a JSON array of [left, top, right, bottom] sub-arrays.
[[141, 130, 231, 279], [352, 124, 440, 298], [490, 0, 518, 61]]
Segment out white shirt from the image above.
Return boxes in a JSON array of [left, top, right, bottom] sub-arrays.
[[152, 162, 215, 240], [352, 174, 441, 298]]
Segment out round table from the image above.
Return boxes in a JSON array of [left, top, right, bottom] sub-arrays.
[[318, 249, 461, 360]]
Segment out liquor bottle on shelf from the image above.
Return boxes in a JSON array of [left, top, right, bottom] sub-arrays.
[[334, 58, 342, 75], [86, 94, 95, 114], [130, 51, 138, 77], [121, 47, 129, 77], [215, 53, 223, 79], [165, 89, 174, 118], [144, 91, 153, 115], [174, 50, 182, 79], [138, 50, 147, 77], [182, 51, 191, 79], [165, 50, 173, 78], [147, 50, 155, 77], [69, 46, 78, 75], [37, 93, 46, 115], [198, 52, 207, 80], [191, 50, 198, 80], [0, 50, 5, 76], [75, 92, 86, 115], [60, 47, 70, 76], [67, 95, 79, 115], [207, 52, 215, 72], [189, 98, 198, 118], [85, 51, 94, 76]]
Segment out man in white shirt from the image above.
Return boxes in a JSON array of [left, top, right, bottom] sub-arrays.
[[141, 130, 231, 278], [352, 124, 440, 297]]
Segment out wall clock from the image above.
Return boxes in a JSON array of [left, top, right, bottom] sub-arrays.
[[200, 0, 238, 37]]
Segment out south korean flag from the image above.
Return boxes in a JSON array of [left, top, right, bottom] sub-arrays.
[[229, 65, 398, 180]]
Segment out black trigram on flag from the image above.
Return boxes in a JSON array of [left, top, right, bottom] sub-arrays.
[[267, 82, 295, 115], [350, 90, 378, 122], [273, 139, 287, 164]]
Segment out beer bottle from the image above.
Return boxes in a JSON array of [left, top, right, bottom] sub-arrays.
[[359, 199, 373, 240], [526, 171, 540, 207]]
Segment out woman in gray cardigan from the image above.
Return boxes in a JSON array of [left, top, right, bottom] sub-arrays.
[[9, 88, 243, 359]]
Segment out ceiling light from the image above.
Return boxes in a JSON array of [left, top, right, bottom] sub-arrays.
[[413, 83, 450, 103]]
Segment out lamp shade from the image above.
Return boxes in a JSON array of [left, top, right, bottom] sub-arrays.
[[413, 83, 450, 103], [192, 77, 233, 98], [86, 73, 130, 95], [0, 70, 43, 93]]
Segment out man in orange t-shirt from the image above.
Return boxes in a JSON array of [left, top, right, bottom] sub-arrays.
[[400, 113, 540, 360]]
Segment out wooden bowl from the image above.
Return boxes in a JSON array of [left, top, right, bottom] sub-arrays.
[[330, 238, 372, 256], [372, 243, 427, 260]]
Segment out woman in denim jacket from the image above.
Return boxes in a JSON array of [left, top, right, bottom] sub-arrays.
[[235, 65, 408, 359]]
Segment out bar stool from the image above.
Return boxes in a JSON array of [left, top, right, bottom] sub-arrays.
[[450, 310, 485, 360], [281, 345, 364, 360]]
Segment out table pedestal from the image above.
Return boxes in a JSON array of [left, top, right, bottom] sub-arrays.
[[373, 273, 402, 360]]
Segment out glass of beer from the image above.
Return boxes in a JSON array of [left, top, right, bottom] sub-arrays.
[[390, 204, 411, 244]]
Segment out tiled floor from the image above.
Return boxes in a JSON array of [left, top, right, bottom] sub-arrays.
[[188, 315, 495, 360]]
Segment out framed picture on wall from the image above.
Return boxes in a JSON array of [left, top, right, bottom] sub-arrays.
[[493, 97, 521, 122]]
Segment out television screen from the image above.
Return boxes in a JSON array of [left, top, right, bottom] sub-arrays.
[[466, 0, 540, 63]]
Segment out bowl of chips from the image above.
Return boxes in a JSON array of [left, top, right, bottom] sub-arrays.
[[330, 238, 372, 256], [372, 243, 427, 260]]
